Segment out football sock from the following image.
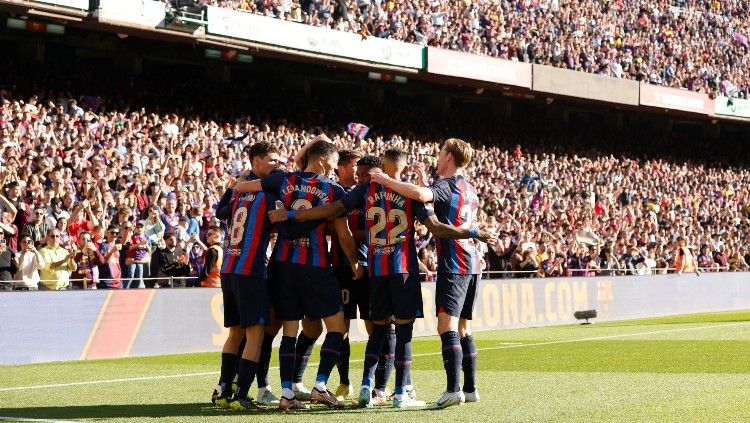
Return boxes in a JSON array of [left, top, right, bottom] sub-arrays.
[[234, 359, 258, 400], [279, 336, 296, 397], [315, 332, 343, 390], [219, 352, 239, 394], [461, 335, 478, 393], [441, 331, 462, 393], [234, 337, 246, 378], [361, 324, 388, 388], [293, 333, 317, 384], [256, 334, 274, 388], [394, 322, 414, 395], [374, 327, 395, 391], [336, 336, 351, 385]]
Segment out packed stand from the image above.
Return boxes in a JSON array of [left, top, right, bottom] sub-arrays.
[[2, 61, 750, 290], [196, 0, 750, 98]]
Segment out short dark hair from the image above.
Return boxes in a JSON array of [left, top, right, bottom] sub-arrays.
[[337, 149, 362, 166], [383, 148, 408, 165], [357, 155, 383, 169], [248, 142, 279, 160], [306, 141, 338, 163]]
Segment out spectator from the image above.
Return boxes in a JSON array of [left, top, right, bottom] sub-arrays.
[[142, 205, 166, 248], [154, 232, 190, 288], [0, 232, 17, 290], [197, 228, 223, 288], [14, 234, 45, 290], [67, 201, 98, 246], [45, 197, 70, 229], [97, 226, 123, 289], [516, 247, 539, 278], [123, 222, 150, 289], [0, 211, 17, 254], [39, 229, 77, 290], [21, 206, 50, 248], [71, 232, 104, 290]]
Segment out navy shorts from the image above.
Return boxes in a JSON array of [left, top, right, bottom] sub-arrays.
[[270, 262, 343, 321], [369, 273, 423, 321], [335, 266, 370, 320], [222, 273, 271, 328], [435, 273, 477, 320]]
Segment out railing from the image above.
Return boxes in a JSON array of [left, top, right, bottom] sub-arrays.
[[3, 276, 191, 290], [1, 266, 740, 291]]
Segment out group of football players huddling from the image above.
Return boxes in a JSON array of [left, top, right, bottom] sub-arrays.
[[210, 135, 496, 412]]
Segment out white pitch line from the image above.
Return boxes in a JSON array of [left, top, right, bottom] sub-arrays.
[[0, 417, 79, 422], [1, 321, 746, 393]]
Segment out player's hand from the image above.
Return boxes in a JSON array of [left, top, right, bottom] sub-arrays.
[[268, 206, 289, 223], [411, 163, 428, 187], [351, 262, 365, 280], [369, 169, 391, 186], [312, 133, 333, 144], [478, 229, 499, 245]]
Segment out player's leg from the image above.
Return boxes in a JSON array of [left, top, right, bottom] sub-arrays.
[[292, 318, 322, 400], [459, 275, 479, 402], [358, 275, 391, 407], [273, 265, 309, 411], [390, 274, 425, 408], [229, 324, 265, 411], [335, 266, 356, 399], [426, 273, 473, 410], [213, 274, 241, 407], [373, 322, 395, 404], [299, 266, 346, 408], [228, 276, 271, 411], [256, 311, 282, 405]]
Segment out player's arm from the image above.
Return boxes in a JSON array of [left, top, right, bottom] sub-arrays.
[[215, 188, 234, 221], [333, 217, 363, 280], [268, 200, 346, 223], [370, 170, 434, 203], [269, 184, 364, 223], [233, 179, 262, 194], [422, 215, 498, 245]]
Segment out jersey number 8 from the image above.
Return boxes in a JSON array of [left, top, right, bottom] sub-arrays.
[[230, 208, 248, 246]]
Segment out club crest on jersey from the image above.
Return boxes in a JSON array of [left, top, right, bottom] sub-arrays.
[[242, 193, 256, 203]]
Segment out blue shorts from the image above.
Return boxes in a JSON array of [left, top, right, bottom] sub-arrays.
[[222, 273, 271, 328], [435, 273, 477, 320], [270, 262, 343, 321], [336, 266, 370, 320], [369, 273, 423, 321]]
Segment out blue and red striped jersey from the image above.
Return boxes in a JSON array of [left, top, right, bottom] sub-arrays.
[[429, 176, 481, 275], [341, 182, 432, 277], [330, 186, 368, 267], [220, 174, 277, 278], [262, 171, 346, 268]]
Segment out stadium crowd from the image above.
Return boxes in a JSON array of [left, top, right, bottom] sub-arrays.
[[194, 0, 750, 98], [1, 57, 750, 290]]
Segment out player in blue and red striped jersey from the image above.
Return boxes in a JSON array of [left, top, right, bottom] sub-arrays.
[[268, 147, 495, 409], [329, 152, 396, 401], [371, 138, 494, 409], [234, 140, 363, 410], [210, 141, 283, 412]]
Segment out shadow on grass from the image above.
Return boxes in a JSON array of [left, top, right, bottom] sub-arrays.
[[0, 403, 418, 420]]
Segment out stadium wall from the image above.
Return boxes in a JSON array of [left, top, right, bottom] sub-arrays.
[[2, 273, 750, 365]]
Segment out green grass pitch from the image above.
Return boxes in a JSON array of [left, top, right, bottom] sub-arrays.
[[2, 310, 750, 422]]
